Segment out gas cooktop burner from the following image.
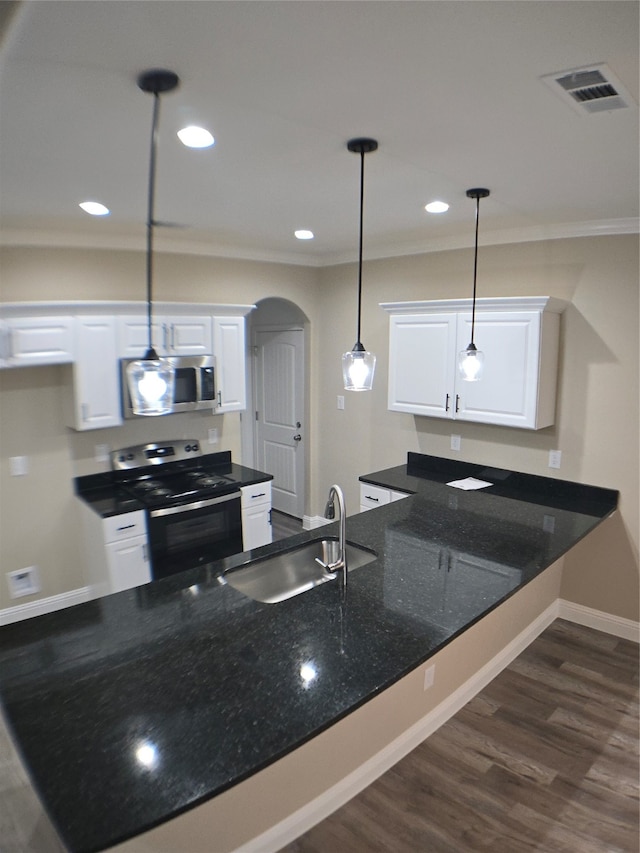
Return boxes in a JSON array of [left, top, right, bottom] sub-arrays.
[[111, 440, 238, 508], [188, 472, 228, 488], [135, 479, 165, 492]]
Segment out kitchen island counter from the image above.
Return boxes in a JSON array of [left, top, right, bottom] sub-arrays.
[[0, 454, 618, 852]]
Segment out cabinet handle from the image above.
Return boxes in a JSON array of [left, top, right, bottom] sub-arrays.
[[455, 394, 460, 413], [217, 391, 222, 407], [163, 324, 169, 352], [251, 492, 266, 499], [143, 544, 149, 562], [365, 495, 379, 502], [117, 524, 136, 532], [445, 393, 450, 412], [170, 324, 175, 351]]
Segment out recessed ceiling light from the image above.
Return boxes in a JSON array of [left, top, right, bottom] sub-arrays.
[[425, 200, 449, 214], [295, 229, 314, 240], [177, 126, 215, 148], [79, 201, 110, 216]]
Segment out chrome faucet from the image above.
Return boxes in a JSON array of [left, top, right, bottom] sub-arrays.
[[318, 484, 348, 588]]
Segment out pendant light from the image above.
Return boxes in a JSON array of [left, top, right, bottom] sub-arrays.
[[126, 69, 179, 416], [458, 187, 490, 382], [342, 138, 378, 392]]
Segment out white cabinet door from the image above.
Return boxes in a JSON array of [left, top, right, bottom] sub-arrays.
[[168, 316, 212, 355], [241, 482, 272, 551], [359, 482, 410, 513], [105, 535, 151, 592], [213, 316, 246, 412], [1, 316, 74, 367], [119, 315, 212, 357], [70, 316, 122, 430], [455, 311, 547, 429], [388, 313, 456, 418]]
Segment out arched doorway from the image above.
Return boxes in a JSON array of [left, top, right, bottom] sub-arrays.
[[242, 298, 309, 521]]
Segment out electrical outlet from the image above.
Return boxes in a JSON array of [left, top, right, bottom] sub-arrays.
[[451, 434, 461, 451], [548, 449, 562, 469], [208, 428, 219, 444], [543, 514, 556, 533], [337, 395, 345, 410], [424, 664, 435, 690], [9, 456, 28, 476], [95, 444, 110, 463], [7, 566, 40, 598]]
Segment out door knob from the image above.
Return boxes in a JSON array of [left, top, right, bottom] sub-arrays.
[[293, 434, 302, 442]]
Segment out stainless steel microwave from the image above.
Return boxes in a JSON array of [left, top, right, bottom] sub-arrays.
[[120, 355, 216, 418]]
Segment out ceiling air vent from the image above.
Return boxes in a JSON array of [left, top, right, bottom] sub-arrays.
[[541, 63, 636, 115]]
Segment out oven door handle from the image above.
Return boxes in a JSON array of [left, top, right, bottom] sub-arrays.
[[149, 491, 240, 519]]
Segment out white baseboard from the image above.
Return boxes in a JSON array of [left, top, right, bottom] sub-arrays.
[[0, 587, 92, 626], [303, 515, 331, 530], [234, 600, 559, 853], [558, 598, 640, 642]]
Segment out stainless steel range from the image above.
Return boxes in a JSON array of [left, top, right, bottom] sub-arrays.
[[111, 440, 243, 580]]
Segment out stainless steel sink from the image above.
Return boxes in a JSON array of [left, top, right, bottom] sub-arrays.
[[223, 538, 377, 603]]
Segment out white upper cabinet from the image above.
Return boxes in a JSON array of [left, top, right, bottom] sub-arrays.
[[68, 316, 122, 430], [0, 315, 74, 367], [382, 297, 565, 430], [118, 315, 213, 357], [213, 315, 246, 412]]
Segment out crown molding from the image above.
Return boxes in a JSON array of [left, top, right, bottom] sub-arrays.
[[1, 218, 637, 268]]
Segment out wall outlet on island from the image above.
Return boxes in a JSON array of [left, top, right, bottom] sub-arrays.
[[423, 664, 435, 690]]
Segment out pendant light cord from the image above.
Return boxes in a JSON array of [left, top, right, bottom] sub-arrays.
[[355, 148, 365, 347], [145, 92, 161, 356], [470, 193, 480, 346]]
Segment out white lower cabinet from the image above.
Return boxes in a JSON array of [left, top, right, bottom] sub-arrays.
[[382, 297, 564, 430], [68, 316, 122, 430], [359, 482, 410, 513], [241, 482, 273, 551], [0, 316, 74, 367], [79, 504, 151, 595]]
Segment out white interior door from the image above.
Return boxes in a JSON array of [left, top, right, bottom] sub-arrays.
[[254, 328, 305, 518]]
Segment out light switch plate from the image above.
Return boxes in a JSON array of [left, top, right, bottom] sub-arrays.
[[337, 395, 345, 410], [9, 456, 28, 476], [548, 449, 562, 469]]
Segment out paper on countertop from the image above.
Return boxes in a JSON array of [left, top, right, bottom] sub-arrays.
[[446, 477, 494, 491]]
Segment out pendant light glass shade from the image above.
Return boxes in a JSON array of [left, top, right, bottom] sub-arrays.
[[458, 342, 484, 382], [342, 138, 378, 392], [126, 350, 176, 415], [342, 344, 376, 391], [459, 187, 490, 383], [126, 69, 179, 416]]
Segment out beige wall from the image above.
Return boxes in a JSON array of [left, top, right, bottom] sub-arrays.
[[0, 235, 638, 621]]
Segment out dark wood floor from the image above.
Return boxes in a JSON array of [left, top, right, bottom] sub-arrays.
[[280, 620, 639, 853], [271, 509, 305, 541]]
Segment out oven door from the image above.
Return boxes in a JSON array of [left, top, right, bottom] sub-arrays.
[[147, 491, 242, 580]]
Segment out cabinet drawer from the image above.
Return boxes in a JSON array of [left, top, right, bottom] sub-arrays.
[[102, 511, 147, 544], [360, 483, 392, 510], [241, 481, 272, 508]]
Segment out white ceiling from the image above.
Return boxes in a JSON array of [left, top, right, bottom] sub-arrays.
[[0, 0, 638, 266]]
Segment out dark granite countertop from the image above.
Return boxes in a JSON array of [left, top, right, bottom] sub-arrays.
[[0, 454, 618, 852], [74, 450, 273, 518]]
